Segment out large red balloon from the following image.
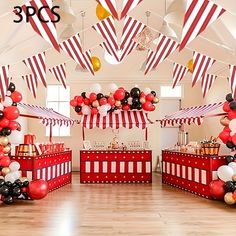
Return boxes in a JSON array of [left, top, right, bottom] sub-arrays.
[[99, 98, 107, 106], [122, 104, 130, 111], [209, 179, 225, 200], [10, 91, 22, 103], [108, 97, 115, 105], [28, 180, 49, 200], [3, 106, 20, 120], [76, 96, 84, 105], [0, 118, 9, 128], [8, 121, 19, 131], [114, 89, 125, 100], [91, 107, 98, 115], [70, 99, 77, 107], [223, 102, 230, 112], [146, 93, 154, 102], [219, 131, 230, 144], [142, 101, 153, 111], [84, 98, 90, 105], [0, 156, 11, 167], [223, 126, 231, 133], [89, 93, 97, 102], [228, 110, 236, 120]]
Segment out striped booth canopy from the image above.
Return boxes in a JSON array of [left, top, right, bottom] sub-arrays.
[[19, 103, 76, 127], [159, 102, 223, 127], [80, 111, 150, 129]]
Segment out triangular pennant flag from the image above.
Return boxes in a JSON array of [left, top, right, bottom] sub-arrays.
[[23, 52, 47, 87], [201, 74, 216, 98], [120, 16, 146, 61], [179, 0, 225, 51], [120, 0, 143, 20], [229, 65, 236, 96], [0, 65, 10, 100], [15, 0, 60, 52], [145, 34, 179, 75], [22, 74, 38, 98], [96, 0, 119, 20], [172, 63, 188, 88], [49, 63, 67, 89], [192, 51, 215, 87], [59, 34, 94, 75]]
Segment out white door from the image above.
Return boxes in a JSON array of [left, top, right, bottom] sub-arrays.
[[159, 99, 180, 150]]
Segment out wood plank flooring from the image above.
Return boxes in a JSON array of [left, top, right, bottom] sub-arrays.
[[1, 172, 236, 236]]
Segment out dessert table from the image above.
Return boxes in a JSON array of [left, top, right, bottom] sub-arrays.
[[80, 150, 152, 183]]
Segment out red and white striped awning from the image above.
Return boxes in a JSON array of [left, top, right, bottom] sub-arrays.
[[81, 111, 149, 129], [159, 102, 223, 127], [19, 103, 76, 127]]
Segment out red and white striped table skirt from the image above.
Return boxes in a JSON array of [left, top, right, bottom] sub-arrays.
[[11, 150, 72, 191], [80, 150, 152, 183], [162, 150, 225, 199]]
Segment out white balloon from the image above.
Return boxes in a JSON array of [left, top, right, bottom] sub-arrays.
[[228, 162, 236, 174], [11, 171, 21, 179], [217, 165, 234, 182], [229, 119, 236, 133], [106, 104, 111, 111], [99, 111, 107, 117], [128, 97, 133, 105], [5, 173, 17, 183], [9, 161, 20, 171], [82, 105, 91, 115], [2, 97, 12, 107], [100, 105, 108, 113], [6, 91, 11, 96], [144, 87, 151, 95], [91, 83, 102, 93], [109, 83, 118, 93], [0, 103, 3, 110]]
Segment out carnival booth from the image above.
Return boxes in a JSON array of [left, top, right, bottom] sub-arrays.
[[10, 103, 77, 191]]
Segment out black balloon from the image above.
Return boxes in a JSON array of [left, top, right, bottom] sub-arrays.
[[1, 127, 11, 136], [0, 179, 5, 187], [12, 187, 21, 197], [132, 97, 139, 104], [121, 99, 128, 105], [226, 93, 234, 102], [97, 93, 104, 100], [231, 184, 236, 192], [226, 141, 235, 149], [3, 195, 14, 205], [225, 155, 235, 164], [136, 103, 142, 110], [131, 103, 139, 109], [0, 185, 9, 196], [224, 181, 234, 192], [8, 82, 15, 93], [130, 88, 141, 98], [5, 181, 12, 187], [17, 182, 24, 188], [23, 181, 29, 187], [81, 92, 86, 98], [14, 179, 21, 185], [0, 111, 3, 119], [125, 92, 130, 99], [12, 102, 17, 106], [230, 101, 236, 110], [75, 106, 82, 113], [151, 91, 156, 97]]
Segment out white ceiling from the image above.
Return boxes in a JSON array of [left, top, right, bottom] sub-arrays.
[[0, 0, 236, 80]]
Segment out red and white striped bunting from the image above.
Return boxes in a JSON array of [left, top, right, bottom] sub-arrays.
[[81, 111, 149, 129], [192, 51, 215, 87], [49, 63, 67, 89], [59, 34, 94, 75], [23, 52, 47, 88], [22, 74, 38, 99], [159, 102, 223, 127], [229, 65, 236, 96], [120, 0, 143, 19], [179, 0, 225, 51], [201, 74, 216, 98], [172, 63, 188, 88], [100, 42, 120, 62], [96, 0, 119, 20], [16, 0, 60, 52], [145, 34, 179, 75], [0, 65, 10, 100], [120, 16, 146, 61]]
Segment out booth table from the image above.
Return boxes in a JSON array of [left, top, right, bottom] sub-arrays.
[[162, 150, 226, 199], [11, 150, 72, 191], [80, 150, 152, 183]]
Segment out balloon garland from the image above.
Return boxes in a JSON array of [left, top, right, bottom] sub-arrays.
[[70, 84, 159, 116], [0, 83, 49, 204]]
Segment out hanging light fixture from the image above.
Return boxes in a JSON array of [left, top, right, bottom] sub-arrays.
[[56, 0, 76, 24]]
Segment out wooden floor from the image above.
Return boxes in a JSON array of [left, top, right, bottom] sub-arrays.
[[1, 173, 236, 236]]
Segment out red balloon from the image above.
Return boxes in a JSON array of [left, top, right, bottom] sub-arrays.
[[108, 97, 115, 105], [91, 107, 98, 115], [0, 156, 11, 167], [142, 101, 153, 111], [3, 106, 20, 120], [8, 121, 19, 131], [122, 104, 130, 111], [89, 93, 97, 102], [150, 104, 156, 111], [228, 110, 236, 120], [70, 99, 77, 107], [114, 89, 125, 100], [0, 118, 9, 128], [77, 96, 84, 104], [146, 93, 154, 101], [0, 152, 4, 160], [28, 179, 49, 200], [99, 98, 107, 105], [232, 134, 236, 145], [10, 91, 22, 103], [118, 87, 125, 90], [219, 131, 230, 144], [223, 126, 231, 133], [223, 102, 231, 112], [84, 98, 90, 105], [209, 179, 225, 200]]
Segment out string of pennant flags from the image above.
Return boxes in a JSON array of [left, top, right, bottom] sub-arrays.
[[0, 0, 236, 100]]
